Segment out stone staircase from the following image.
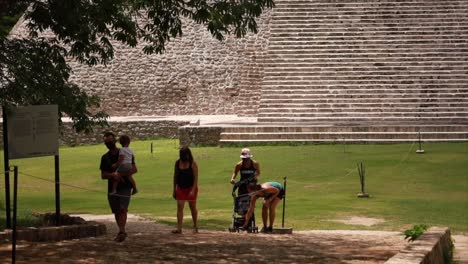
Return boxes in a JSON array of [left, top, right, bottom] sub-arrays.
[[220, 0, 468, 143]]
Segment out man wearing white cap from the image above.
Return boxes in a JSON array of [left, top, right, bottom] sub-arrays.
[[230, 148, 261, 195]]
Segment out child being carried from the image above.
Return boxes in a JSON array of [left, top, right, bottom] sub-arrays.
[[110, 135, 138, 195]]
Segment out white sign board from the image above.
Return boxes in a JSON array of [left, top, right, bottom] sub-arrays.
[[7, 105, 59, 159]]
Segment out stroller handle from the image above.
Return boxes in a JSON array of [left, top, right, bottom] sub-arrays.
[[231, 177, 256, 197]]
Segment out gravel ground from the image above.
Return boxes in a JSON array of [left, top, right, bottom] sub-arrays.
[[1, 214, 409, 264]]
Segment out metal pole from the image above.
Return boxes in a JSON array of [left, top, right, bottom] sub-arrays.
[[418, 131, 422, 150], [2, 106, 11, 228], [12, 166, 18, 264], [54, 154, 60, 226], [282, 176, 287, 228]]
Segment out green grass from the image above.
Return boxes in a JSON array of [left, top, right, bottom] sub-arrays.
[[1, 140, 467, 234]]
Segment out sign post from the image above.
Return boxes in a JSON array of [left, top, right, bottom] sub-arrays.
[[6, 105, 60, 224], [12, 166, 18, 264], [2, 106, 11, 228]]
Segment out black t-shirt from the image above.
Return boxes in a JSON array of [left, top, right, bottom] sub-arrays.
[[174, 160, 194, 188], [100, 150, 133, 193]]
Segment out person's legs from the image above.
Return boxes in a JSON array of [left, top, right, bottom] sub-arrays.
[[108, 186, 131, 241], [117, 209, 128, 233], [111, 179, 118, 194], [127, 174, 138, 194], [268, 198, 281, 229], [188, 200, 198, 232], [175, 200, 185, 232], [113, 209, 128, 242], [261, 202, 268, 231]]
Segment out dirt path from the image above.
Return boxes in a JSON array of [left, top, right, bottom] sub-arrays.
[[2, 214, 466, 264], [1, 214, 410, 264]]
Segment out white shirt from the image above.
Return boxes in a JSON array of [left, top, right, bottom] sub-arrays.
[[119, 147, 133, 164]]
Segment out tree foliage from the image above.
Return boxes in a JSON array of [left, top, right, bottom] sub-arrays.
[[0, 0, 274, 132]]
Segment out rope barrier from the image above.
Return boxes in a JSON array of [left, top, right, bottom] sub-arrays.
[[17, 171, 142, 199], [314, 139, 418, 189]]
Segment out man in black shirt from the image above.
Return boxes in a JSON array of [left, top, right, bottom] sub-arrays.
[[100, 132, 137, 242]]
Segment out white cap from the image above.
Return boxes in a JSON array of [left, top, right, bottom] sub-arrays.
[[240, 148, 253, 158]]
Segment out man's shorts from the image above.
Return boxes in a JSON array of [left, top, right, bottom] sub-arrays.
[[108, 186, 132, 214]]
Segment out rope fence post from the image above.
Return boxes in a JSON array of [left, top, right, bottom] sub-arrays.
[[282, 176, 287, 228], [12, 166, 18, 264]]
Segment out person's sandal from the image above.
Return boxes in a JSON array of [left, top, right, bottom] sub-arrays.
[[171, 229, 182, 234], [192, 227, 199, 234], [114, 232, 127, 242]]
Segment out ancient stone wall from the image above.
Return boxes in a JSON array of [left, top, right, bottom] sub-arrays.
[[178, 126, 223, 147], [8, 11, 272, 117], [0, 120, 188, 147]]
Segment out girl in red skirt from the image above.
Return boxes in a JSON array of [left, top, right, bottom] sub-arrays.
[[172, 146, 199, 233]]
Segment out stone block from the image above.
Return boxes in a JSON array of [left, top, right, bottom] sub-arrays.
[[271, 227, 293, 234], [17, 227, 38, 241], [385, 227, 452, 264]]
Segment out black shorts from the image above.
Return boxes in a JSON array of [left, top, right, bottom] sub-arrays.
[[265, 188, 285, 200], [108, 187, 132, 214], [277, 188, 285, 200]]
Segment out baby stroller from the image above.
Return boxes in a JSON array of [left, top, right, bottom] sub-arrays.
[[228, 178, 258, 233]]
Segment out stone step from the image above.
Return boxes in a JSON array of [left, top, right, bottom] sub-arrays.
[[257, 107, 468, 113], [273, 4, 468, 9], [262, 88, 468, 93], [269, 21, 468, 28], [270, 29, 468, 36], [262, 70, 468, 76], [272, 9, 468, 15], [264, 61, 468, 69], [262, 75, 468, 81], [219, 138, 468, 143], [243, 0, 468, 145], [262, 87, 468, 92], [220, 132, 468, 140], [273, 5, 468, 11], [271, 18, 468, 24], [262, 62, 467, 68], [270, 30, 467, 38], [259, 102, 468, 108], [266, 48, 468, 55], [273, 3, 468, 10], [257, 112, 468, 118], [271, 13, 468, 20], [257, 116, 468, 123], [222, 125, 468, 133], [262, 86, 468, 93], [265, 53, 468, 59], [269, 26, 468, 34], [261, 93, 468, 99], [262, 80, 468, 85], [267, 42, 468, 48], [260, 96, 468, 101]]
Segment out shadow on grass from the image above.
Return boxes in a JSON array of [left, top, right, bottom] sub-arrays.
[[0, 209, 41, 231]]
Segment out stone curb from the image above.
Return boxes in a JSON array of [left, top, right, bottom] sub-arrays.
[[385, 227, 453, 264], [0, 221, 106, 242]]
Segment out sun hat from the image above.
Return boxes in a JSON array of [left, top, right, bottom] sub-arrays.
[[240, 148, 253, 158]]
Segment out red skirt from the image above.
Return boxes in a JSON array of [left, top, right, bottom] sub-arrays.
[[175, 186, 198, 201]]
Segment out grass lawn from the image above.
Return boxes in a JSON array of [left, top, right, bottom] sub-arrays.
[[1, 140, 467, 234]]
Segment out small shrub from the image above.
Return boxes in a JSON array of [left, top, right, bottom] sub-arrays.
[[404, 224, 428, 242]]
